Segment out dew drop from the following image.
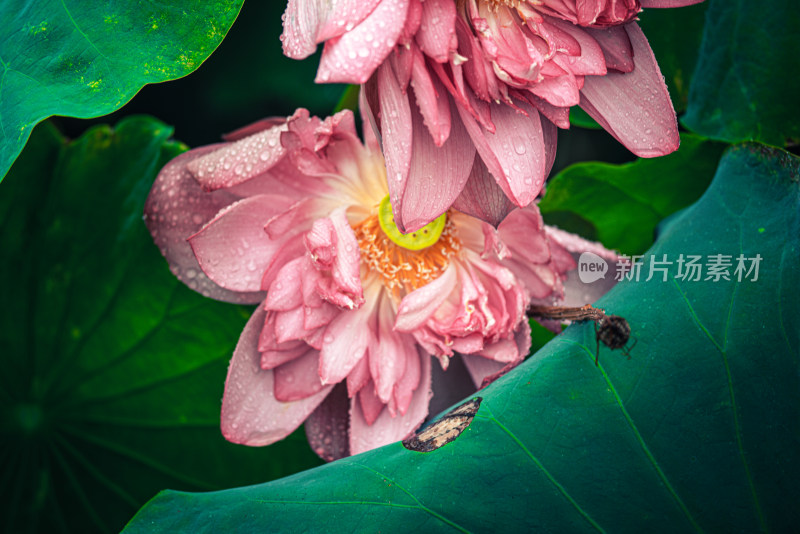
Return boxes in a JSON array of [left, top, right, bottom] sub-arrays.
[[512, 137, 527, 155]]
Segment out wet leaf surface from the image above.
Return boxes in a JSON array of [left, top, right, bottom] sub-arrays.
[[683, 0, 800, 146], [0, 0, 243, 182]]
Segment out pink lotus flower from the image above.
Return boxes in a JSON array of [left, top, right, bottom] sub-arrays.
[[144, 108, 577, 459], [282, 0, 703, 231]]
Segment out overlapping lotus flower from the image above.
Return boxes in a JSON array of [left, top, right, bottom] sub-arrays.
[[281, 0, 703, 231], [144, 108, 578, 459]]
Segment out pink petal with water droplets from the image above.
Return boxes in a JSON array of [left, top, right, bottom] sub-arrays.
[[221, 307, 333, 446], [461, 353, 507, 388], [310, 208, 364, 308], [510, 259, 560, 300], [305, 217, 337, 268], [304, 301, 340, 331], [535, 16, 582, 58], [358, 380, 385, 426], [264, 198, 319, 240], [377, 61, 413, 220], [576, 1, 607, 26], [144, 146, 264, 304], [545, 225, 620, 263], [399, 0, 422, 46], [316, 0, 410, 84], [264, 257, 305, 311], [475, 337, 523, 363], [330, 208, 362, 299], [547, 18, 607, 77], [319, 297, 377, 385], [409, 45, 451, 147], [281, 109, 323, 152], [497, 206, 550, 264], [257, 311, 285, 351], [390, 45, 414, 92], [369, 297, 412, 403], [530, 72, 581, 108], [274, 349, 327, 402], [454, 16, 491, 102], [395, 266, 458, 331], [305, 383, 351, 461], [281, 0, 383, 60], [258, 313, 311, 369], [261, 344, 311, 371], [347, 354, 371, 397], [578, 23, 679, 157], [529, 94, 571, 129], [585, 25, 634, 73], [415, 0, 456, 63], [457, 99, 547, 208], [494, 208, 570, 300], [462, 320, 531, 386], [393, 346, 422, 415], [450, 333, 485, 354], [187, 123, 289, 191], [261, 238, 307, 292], [349, 352, 431, 455], [188, 195, 294, 293], [274, 307, 315, 344], [396, 94, 475, 232], [532, 0, 641, 26], [452, 156, 516, 228]]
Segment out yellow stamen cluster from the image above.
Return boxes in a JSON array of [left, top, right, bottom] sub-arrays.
[[353, 212, 462, 300]]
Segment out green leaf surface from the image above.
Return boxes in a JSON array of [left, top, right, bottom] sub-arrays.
[[0, 118, 322, 533], [682, 0, 800, 146], [124, 143, 800, 533], [0, 0, 243, 183], [540, 133, 727, 255]]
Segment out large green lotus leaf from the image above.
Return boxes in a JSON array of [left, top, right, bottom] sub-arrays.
[[124, 143, 799, 533], [0, 117, 322, 533], [540, 134, 727, 255], [0, 0, 243, 183], [683, 0, 800, 146]]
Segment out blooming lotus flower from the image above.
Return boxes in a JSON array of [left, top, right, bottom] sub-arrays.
[[281, 0, 703, 231], [144, 108, 577, 459]]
